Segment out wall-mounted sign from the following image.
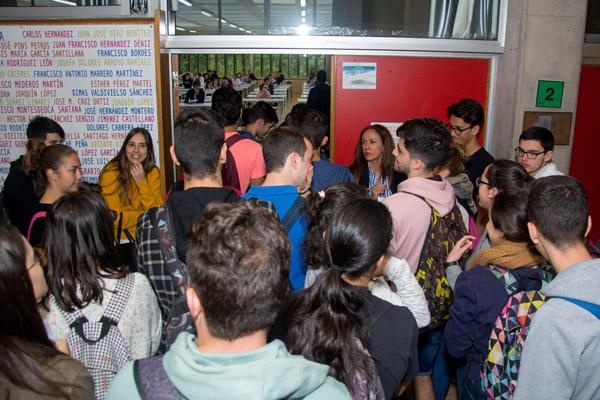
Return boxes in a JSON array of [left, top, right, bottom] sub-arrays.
[[536, 80, 564, 108], [342, 62, 376, 89]]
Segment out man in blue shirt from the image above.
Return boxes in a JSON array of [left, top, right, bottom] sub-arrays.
[[288, 107, 355, 192], [244, 127, 313, 291]]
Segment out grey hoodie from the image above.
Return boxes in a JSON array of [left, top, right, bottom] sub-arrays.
[[514, 258, 600, 400]]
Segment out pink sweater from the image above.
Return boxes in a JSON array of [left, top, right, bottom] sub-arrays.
[[383, 177, 456, 273]]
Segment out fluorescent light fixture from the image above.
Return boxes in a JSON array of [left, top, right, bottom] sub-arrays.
[[189, 29, 197, 33], [300, 0, 305, 7], [229, 23, 238, 28], [296, 24, 310, 36], [52, 0, 77, 5], [246, 30, 252, 34], [238, 27, 245, 31], [220, 18, 227, 23], [200, 10, 213, 17], [301, 10, 305, 16], [175, 26, 186, 31], [177, 0, 192, 6], [302, 17, 306, 23]]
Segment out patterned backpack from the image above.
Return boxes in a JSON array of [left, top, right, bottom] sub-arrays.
[[52, 274, 135, 400], [404, 193, 468, 328], [149, 205, 196, 353], [480, 265, 553, 399]]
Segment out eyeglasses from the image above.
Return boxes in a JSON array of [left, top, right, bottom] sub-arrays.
[[514, 147, 546, 160], [476, 177, 492, 188], [446, 123, 473, 136]]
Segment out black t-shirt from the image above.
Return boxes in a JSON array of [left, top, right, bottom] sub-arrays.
[[357, 288, 419, 399], [28, 202, 51, 248], [3, 156, 38, 235], [466, 147, 495, 188], [268, 287, 419, 400]]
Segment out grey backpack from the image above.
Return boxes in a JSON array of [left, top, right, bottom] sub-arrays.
[[52, 274, 135, 400]]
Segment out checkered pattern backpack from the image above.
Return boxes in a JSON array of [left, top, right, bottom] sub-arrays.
[[480, 265, 553, 399], [52, 274, 135, 400]]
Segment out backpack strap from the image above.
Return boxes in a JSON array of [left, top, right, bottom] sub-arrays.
[[487, 265, 520, 296], [242, 197, 279, 217], [151, 205, 190, 302], [26, 211, 47, 242], [101, 273, 136, 324], [134, 356, 181, 400], [552, 296, 600, 319], [281, 196, 304, 231], [225, 133, 247, 149]]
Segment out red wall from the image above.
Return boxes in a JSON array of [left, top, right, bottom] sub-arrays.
[[333, 55, 490, 166], [571, 66, 600, 243]]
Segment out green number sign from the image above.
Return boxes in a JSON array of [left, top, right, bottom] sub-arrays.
[[536, 80, 564, 108]]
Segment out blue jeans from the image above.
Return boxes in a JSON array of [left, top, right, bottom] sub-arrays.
[[418, 327, 450, 400], [418, 328, 442, 374], [462, 376, 486, 400]]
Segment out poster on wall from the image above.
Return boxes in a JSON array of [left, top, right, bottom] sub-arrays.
[[342, 62, 377, 89], [0, 23, 159, 186]]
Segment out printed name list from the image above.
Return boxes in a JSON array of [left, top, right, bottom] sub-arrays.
[[0, 24, 158, 184]]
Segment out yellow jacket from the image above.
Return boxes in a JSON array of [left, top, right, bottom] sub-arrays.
[[99, 165, 163, 240]]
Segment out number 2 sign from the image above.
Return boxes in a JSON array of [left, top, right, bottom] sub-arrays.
[[536, 80, 564, 108]]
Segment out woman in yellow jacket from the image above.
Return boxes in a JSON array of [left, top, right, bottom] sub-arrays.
[[99, 128, 162, 270]]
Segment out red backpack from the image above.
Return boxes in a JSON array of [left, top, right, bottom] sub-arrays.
[[221, 134, 248, 196]]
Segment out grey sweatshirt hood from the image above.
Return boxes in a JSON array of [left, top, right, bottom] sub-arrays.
[[542, 258, 600, 303]]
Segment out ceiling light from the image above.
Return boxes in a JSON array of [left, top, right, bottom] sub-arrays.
[[300, 0, 305, 7], [229, 23, 238, 28], [189, 29, 197, 33], [52, 0, 77, 5], [201, 10, 213, 17], [301, 10, 305, 16], [177, 0, 192, 6], [296, 24, 310, 36], [238, 27, 245, 31], [175, 27, 186, 31], [246, 30, 252, 34], [220, 18, 227, 23], [302, 17, 306, 23]]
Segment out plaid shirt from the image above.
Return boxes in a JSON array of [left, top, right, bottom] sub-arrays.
[[136, 207, 178, 326]]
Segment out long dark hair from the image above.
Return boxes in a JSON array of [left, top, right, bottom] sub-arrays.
[[0, 224, 71, 397], [349, 124, 396, 185], [288, 199, 392, 397], [486, 159, 533, 195], [46, 189, 126, 312], [36, 144, 77, 196], [303, 183, 369, 269], [101, 127, 156, 206]]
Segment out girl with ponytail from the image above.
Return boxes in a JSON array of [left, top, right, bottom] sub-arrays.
[[4, 116, 65, 235], [302, 183, 430, 328], [271, 198, 419, 399]]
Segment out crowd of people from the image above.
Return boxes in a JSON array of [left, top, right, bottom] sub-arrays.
[[1, 90, 598, 400]]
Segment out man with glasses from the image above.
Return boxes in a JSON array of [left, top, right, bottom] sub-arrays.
[[515, 126, 564, 178], [446, 98, 495, 190]]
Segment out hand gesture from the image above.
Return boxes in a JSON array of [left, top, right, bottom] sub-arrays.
[[130, 162, 145, 182], [447, 235, 476, 263], [371, 182, 386, 199]]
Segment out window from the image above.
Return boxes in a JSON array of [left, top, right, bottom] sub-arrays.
[[170, 0, 500, 40]]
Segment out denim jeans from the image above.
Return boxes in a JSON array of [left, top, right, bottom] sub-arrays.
[[418, 327, 450, 400]]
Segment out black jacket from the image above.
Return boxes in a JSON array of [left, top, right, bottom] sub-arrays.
[[3, 156, 38, 235]]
